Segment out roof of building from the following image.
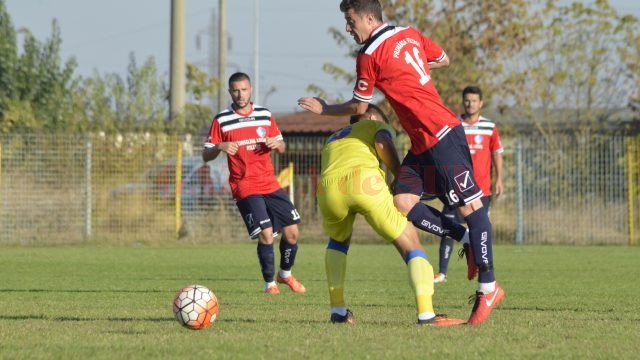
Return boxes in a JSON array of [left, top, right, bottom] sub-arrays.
[[276, 111, 350, 134]]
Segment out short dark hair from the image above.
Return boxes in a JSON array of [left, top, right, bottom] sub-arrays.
[[228, 72, 251, 87], [350, 103, 390, 124], [462, 86, 483, 101], [340, 0, 383, 21]]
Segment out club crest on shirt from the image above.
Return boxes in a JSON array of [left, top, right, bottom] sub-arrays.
[[245, 213, 254, 227], [474, 134, 483, 144], [454, 170, 475, 192], [256, 127, 267, 138]]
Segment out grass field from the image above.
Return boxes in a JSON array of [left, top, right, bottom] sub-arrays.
[[0, 243, 638, 359]]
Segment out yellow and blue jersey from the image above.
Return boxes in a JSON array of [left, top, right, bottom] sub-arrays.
[[320, 120, 395, 179], [318, 120, 406, 242]]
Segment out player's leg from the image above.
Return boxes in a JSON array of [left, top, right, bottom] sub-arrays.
[[359, 177, 462, 326], [440, 125, 503, 325], [459, 200, 504, 325], [454, 196, 492, 281], [236, 194, 279, 294], [318, 177, 355, 323], [435, 204, 460, 283], [265, 189, 305, 293], [393, 154, 468, 242], [391, 226, 435, 323], [390, 224, 463, 326], [326, 237, 354, 324]]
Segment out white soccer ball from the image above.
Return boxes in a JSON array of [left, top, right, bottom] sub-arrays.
[[173, 284, 219, 330]]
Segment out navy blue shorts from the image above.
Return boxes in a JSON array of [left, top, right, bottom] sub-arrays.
[[394, 125, 484, 206], [236, 188, 301, 239], [442, 196, 492, 223]]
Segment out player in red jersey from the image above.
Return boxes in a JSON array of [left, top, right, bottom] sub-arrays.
[[434, 86, 504, 284], [298, 0, 503, 325], [204, 72, 305, 295]]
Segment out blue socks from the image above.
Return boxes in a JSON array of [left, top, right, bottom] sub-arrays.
[[438, 237, 455, 274], [279, 240, 298, 271], [464, 207, 495, 283], [257, 243, 275, 282], [407, 202, 467, 241]]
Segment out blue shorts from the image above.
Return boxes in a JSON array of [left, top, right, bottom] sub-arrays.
[[394, 125, 484, 206], [236, 189, 301, 239]]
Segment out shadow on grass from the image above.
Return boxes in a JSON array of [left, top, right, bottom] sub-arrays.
[[0, 288, 168, 293], [0, 314, 173, 322], [0, 314, 272, 324]]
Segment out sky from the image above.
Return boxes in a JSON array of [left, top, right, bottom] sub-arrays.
[[5, 0, 640, 115]]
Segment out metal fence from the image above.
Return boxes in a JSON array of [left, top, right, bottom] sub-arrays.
[[0, 132, 638, 245]]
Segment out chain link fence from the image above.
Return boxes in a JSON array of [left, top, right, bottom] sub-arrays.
[[0, 132, 638, 245]]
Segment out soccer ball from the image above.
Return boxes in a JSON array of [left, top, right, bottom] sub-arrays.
[[173, 284, 219, 330]]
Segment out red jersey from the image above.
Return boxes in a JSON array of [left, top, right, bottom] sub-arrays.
[[461, 115, 503, 195], [207, 103, 283, 200], [353, 24, 460, 154]]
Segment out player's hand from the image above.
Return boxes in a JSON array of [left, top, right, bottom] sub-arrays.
[[494, 179, 503, 198], [264, 137, 282, 150], [297, 97, 326, 114], [219, 141, 239, 156]]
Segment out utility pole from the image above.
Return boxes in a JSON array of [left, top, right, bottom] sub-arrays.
[[218, 0, 227, 113], [253, 0, 259, 104], [169, 0, 185, 125]]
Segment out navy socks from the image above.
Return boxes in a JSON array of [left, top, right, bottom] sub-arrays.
[[257, 243, 275, 282], [279, 240, 298, 271], [407, 202, 467, 241], [438, 237, 455, 274], [464, 207, 495, 283]]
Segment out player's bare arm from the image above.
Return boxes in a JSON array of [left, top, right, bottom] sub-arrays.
[[374, 130, 401, 177], [427, 53, 450, 70], [493, 152, 504, 197], [202, 143, 221, 162], [265, 137, 285, 154], [203, 142, 239, 162], [297, 97, 368, 116]]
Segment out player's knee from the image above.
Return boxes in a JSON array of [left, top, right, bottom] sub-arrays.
[[393, 194, 418, 214], [458, 199, 484, 218], [258, 230, 275, 245], [282, 225, 299, 244]]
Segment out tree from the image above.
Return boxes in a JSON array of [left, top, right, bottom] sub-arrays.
[[313, 0, 639, 131], [0, 0, 216, 136], [0, 0, 18, 111], [75, 54, 168, 134], [496, 0, 640, 126], [123, 54, 166, 132], [0, 0, 78, 134], [315, 0, 537, 120]]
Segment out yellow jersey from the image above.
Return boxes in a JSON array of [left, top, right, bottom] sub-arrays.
[[320, 120, 395, 179]]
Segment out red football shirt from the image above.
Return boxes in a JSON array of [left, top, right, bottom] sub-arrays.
[[353, 24, 460, 154], [207, 103, 283, 200], [462, 115, 503, 195]]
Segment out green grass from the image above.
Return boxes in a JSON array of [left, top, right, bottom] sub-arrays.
[[0, 243, 638, 359]]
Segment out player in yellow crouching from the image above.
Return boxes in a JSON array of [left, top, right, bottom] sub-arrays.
[[317, 104, 463, 326]]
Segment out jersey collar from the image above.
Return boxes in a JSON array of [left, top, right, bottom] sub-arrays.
[[361, 23, 395, 53], [232, 102, 254, 117]]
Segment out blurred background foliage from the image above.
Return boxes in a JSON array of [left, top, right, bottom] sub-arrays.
[[0, 0, 638, 136]]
